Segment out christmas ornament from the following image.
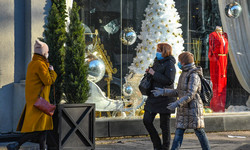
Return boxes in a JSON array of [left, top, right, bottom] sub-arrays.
[[90, 8, 96, 14], [104, 19, 120, 34], [139, 109, 145, 116], [121, 27, 137, 45], [204, 108, 213, 113], [225, 2, 242, 18], [88, 59, 106, 83], [123, 83, 133, 96]]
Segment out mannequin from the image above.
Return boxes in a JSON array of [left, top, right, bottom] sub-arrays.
[[208, 26, 228, 112]]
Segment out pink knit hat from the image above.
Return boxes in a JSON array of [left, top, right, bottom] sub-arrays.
[[34, 40, 49, 55]]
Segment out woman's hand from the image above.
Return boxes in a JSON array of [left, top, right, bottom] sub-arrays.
[[49, 65, 54, 71], [167, 102, 179, 110], [148, 68, 155, 75], [151, 87, 174, 97], [151, 87, 165, 97]]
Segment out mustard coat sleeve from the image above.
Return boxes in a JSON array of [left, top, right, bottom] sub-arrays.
[[38, 63, 57, 86]]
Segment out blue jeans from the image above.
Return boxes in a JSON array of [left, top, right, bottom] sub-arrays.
[[171, 128, 210, 150]]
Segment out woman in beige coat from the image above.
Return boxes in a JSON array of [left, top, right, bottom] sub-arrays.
[[152, 52, 210, 150], [7, 40, 57, 150]]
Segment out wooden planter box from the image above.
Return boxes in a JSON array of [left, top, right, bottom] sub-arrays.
[[47, 103, 95, 150]]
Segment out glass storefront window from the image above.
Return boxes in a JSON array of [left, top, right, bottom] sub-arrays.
[[76, 0, 249, 118]]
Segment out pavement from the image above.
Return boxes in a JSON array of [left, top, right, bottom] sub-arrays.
[[0, 131, 249, 150], [0, 142, 39, 150], [95, 131, 250, 150]]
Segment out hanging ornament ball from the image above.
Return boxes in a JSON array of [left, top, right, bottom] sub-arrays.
[[225, 2, 242, 18], [121, 27, 137, 45], [122, 83, 133, 96], [88, 59, 106, 83]]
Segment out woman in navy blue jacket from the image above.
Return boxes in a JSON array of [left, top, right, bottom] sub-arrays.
[[143, 43, 176, 150]]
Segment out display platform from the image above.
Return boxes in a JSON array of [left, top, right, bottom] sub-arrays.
[[95, 112, 250, 137]]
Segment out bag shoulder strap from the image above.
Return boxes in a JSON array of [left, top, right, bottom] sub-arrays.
[[186, 68, 200, 82], [38, 85, 56, 105], [186, 69, 202, 93], [53, 84, 56, 105], [38, 86, 45, 97]]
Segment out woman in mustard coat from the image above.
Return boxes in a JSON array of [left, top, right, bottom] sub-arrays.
[[7, 40, 57, 150]]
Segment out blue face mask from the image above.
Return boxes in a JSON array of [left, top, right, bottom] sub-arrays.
[[156, 52, 164, 60], [177, 62, 182, 69]]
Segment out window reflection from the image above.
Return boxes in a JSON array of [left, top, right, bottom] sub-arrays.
[[76, 0, 250, 118]]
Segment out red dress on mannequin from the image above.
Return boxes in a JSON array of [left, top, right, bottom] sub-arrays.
[[208, 31, 228, 112]]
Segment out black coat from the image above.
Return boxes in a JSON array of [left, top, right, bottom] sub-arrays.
[[144, 55, 176, 114]]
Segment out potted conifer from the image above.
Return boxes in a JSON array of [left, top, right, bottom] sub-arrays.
[[43, 1, 66, 149], [44, 0, 67, 104], [58, 2, 95, 150], [44, 1, 95, 149]]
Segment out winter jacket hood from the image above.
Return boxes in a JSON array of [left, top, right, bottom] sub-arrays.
[[181, 63, 203, 76]]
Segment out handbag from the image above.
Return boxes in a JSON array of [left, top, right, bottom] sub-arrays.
[[34, 86, 56, 116], [139, 73, 153, 96]]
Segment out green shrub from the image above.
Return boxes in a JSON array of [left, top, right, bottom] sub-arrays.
[[43, 1, 67, 104], [64, 2, 90, 103]]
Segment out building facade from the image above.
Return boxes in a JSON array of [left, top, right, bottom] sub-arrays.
[[0, 0, 249, 133]]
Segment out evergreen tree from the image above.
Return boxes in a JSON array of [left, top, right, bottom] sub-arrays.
[[43, 2, 67, 104], [64, 2, 90, 103], [52, 0, 67, 22]]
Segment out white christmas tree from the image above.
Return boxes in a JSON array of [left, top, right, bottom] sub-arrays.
[[128, 0, 184, 85]]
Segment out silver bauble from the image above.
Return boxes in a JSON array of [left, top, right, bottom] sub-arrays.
[[121, 27, 137, 45], [225, 2, 242, 18], [123, 84, 133, 97], [88, 59, 106, 83]]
